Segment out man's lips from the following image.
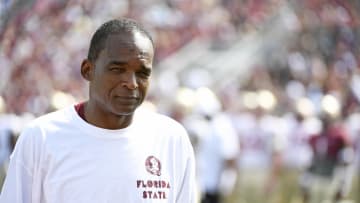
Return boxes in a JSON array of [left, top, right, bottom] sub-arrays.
[[114, 96, 139, 104]]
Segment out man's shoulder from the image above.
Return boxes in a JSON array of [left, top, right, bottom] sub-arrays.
[[12, 107, 74, 147], [27, 106, 74, 129]]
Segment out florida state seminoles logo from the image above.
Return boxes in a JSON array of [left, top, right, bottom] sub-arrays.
[[145, 156, 161, 176]]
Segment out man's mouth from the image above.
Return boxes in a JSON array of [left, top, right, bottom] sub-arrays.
[[114, 96, 139, 104]]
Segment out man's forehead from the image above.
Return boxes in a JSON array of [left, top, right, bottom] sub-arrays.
[[105, 32, 153, 58]]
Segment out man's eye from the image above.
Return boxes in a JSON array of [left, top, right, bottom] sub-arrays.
[[109, 67, 124, 72], [137, 71, 151, 78]]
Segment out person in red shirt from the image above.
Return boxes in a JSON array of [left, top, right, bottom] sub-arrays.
[[300, 113, 354, 203]]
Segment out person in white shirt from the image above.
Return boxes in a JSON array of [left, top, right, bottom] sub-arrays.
[[0, 18, 197, 203], [196, 112, 239, 203]]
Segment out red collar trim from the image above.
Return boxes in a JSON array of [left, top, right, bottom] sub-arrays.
[[74, 102, 87, 122]]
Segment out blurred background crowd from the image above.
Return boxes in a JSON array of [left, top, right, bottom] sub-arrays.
[[1, 0, 359, 203]]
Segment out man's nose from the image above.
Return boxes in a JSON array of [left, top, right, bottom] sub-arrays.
[[122, 72, 138, 90]]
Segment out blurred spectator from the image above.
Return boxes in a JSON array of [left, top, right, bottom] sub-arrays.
[[187, 88, 239, 203], [300, 112, 354, 203], [171, 87, 239, 203], [230, 106, 285, 203]]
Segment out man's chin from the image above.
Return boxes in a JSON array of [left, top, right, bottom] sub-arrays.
[[111, 106, 138, 116]]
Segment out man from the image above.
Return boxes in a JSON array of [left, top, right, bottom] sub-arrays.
[[300, 113, 353, 203], [192, 106, 239, 203], [0, 18, 197, 203]]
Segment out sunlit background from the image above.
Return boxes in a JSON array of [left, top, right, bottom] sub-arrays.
[[1, 0, 359, 203]]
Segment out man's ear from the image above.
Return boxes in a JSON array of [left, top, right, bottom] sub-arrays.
[[81, 59, 94, 81]]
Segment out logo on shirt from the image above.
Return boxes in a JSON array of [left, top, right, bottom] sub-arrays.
[[137, 156, 170, 199], [145, 156, 161, 176]]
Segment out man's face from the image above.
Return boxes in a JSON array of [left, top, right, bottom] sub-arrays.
[[90, 31, 154, 116]]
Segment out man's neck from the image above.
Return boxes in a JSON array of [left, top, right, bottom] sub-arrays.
[[83, 101, 133, 130]]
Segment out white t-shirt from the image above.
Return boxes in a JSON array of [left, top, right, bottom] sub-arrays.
[[0, 106, 197, 203]]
